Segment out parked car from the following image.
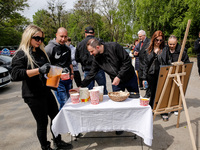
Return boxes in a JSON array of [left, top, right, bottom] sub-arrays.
[[0, 55, 12, 72], [0, 66, 11, 88]]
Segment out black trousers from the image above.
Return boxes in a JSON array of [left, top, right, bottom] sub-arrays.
[[24, 90, 59, 147], [147, 71, 159, 109], [138, 69, 144, 87], [73, 70, 82, 87], [197, 54, 200, 76]]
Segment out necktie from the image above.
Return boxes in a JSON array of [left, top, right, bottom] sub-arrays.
[[140, 41, 143, 49]]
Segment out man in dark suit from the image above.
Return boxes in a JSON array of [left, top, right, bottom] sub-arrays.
[[134, 30, 151, 98]]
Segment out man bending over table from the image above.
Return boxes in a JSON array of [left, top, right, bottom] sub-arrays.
[[80, 38, 139, 93]]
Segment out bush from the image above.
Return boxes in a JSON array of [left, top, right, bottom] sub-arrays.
[[187, 47, 196, 57]]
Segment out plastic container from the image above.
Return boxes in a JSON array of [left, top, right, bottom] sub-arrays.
[[140, 98, 150, 106], [46, 65, 63, 88]]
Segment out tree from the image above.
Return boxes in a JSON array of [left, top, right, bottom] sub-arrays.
[[33, 9, 56, 44], [0, 0, 30, 46], [66, 0, 105, 43], [97, 0, 119, 41], [33, 0, 68, 44], [0, 0, 28, 22], [133, 0, 200, 41], [47, 0, 66, 28]]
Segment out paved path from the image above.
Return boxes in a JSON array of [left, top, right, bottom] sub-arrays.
[[0, 58, 199, 150]]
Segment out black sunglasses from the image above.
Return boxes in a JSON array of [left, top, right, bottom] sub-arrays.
[[155, 38, 163, 42], [32, 36, 44, 42]]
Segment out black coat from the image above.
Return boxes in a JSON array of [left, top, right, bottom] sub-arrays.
[[142, 46, 170, 80], [81, 42, 135, 87], [134, 38, 151, 77], [163, 43, 190, 64], [194, 38, 200, 54], [75, 35, 95, 71], [11, 48, 51, 98]]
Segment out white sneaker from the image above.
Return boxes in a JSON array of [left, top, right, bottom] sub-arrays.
[[161, 114, 169, 122], [174, 111, 179, 116]]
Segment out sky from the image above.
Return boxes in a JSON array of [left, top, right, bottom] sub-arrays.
[[21, 0, 76, 21]]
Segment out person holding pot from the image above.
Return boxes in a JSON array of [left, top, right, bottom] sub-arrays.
[[11, 25, 73, 150]]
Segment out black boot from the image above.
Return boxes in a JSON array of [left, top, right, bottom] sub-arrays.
[[41, 141, 53, 150], [53, 135, 73, 150]]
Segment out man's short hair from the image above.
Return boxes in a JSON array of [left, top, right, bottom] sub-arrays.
[[85, 26, 94, 34], [87, 38, 101, 48], [138, 30, 146, 36], [168, 35, 177, 41]]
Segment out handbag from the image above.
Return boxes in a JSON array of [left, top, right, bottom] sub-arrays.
[[148, 58, 156, 75]]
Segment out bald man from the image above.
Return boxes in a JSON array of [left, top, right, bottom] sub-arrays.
[[165, 35, 190, 63], [45, 27, 74, 110]]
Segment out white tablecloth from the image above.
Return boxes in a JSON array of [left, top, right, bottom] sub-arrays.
[[52, 95, 153, 146]]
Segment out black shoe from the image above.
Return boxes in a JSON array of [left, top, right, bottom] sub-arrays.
[[115, 131, 124, 135], [53, 135, 73, 150], [54, 140, 73, 150], [161, 114, 169, 122], [41, 141, 53, 150]]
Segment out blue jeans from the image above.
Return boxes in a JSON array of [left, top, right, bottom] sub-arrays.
[[54, 79, 72, 110], [112, 73, 139, 93], [84, 69, 108, 94]]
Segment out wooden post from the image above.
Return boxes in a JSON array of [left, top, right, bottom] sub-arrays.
[[178, 20, 191, 62], [177, 75, 197, 150]]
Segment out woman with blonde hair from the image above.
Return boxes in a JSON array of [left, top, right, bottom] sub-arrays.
[[11, 25, 73, 150]]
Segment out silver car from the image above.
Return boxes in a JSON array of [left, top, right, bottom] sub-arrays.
[[0, 66, 11, 88], [0, 55, 12, 72]]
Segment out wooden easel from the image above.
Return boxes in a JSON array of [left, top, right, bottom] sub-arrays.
[[153, 20, 197, 150]]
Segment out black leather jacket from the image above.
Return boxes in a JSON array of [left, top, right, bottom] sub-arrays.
[[194, 38, 200, 54], [142, 46, 170, 80], [11, 48, 51, 98], [75, 35, 95, 71], [81, 42, 136, 87], [163, 43, 190, 64]]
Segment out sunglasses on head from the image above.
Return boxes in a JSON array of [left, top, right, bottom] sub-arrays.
[[155, 38, 163, 42], [32, 36, 44, 42]]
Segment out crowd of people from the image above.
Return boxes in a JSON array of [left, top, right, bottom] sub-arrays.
[[11, 24, 194, 149]]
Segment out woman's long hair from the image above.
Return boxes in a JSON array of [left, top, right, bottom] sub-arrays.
[[148, 30, 165, 54], [17, 24, 50, 69]]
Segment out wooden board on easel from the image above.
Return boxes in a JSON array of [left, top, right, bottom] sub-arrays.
[[153, 62, 193, 110]]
